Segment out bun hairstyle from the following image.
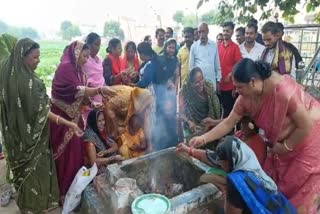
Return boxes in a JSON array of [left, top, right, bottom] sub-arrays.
[[106, 38, 121, 54], [233, 58, 272, 83]]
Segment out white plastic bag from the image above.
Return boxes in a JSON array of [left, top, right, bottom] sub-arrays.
[[62, 163, 98, 214]]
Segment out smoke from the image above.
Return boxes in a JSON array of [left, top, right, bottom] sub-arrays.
[[151, 84, 178, 151]]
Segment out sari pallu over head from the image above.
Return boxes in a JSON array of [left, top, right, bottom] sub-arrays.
[[51, 40, 86, 106], [182, 77, 221, 125], [0, 38, 50, 172], [209, 137, 296, 213], [51, 41, 87, 159], [83, 109, 116, 154], [0, 38, 59, 211], [122, 47, 140, 72]]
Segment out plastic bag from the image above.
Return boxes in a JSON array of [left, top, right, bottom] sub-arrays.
[[62, 163, 98, 214]]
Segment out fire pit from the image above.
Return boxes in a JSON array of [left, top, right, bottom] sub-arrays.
[[81, 148, 223, 214]]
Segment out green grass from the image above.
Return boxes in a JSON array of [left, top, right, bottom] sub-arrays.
[[36, 40, 68, 87], [36, 40, 108, 87]]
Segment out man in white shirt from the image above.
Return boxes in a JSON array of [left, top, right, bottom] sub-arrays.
[[189, 23, 222, 90], [239, 23, 265, 61]]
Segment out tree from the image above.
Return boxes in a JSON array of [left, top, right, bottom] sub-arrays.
[[21, 27, 39, 40], [172, 11, 198, 28], [201, 9, 234, 25], [0, 20, 8, 34], [103, 21, 125, 40], [60, 20, 81, 40], [182, 14, 198, 27], [197, 0, 320, 23], [173, 11, 184, 24]]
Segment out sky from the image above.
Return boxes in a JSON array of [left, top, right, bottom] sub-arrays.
[[0, 0, 218, 36]]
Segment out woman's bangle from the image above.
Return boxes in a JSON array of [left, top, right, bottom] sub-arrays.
[[188, 148, 194, 156], [56, 116, 60, 125], [283, 140, 293, 151]]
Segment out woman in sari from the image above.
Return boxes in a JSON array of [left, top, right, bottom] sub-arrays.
[[190, 58, 320, 213], [83, 32, 104, 104], [0, 38, 83, 213], [50, 40, 115, 203], [119, 113, 148, 159], [177, 136, 296, 214], [180, 67, 221, 141], [121, 41, 140, 84], [102, 86, 154, 154], [103, 38, 128, 85], [82, 33, 104, 125], [83, 109, 122, 174]]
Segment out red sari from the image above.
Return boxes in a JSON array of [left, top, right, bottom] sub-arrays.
[[234, 75, 320, 213], [108, 54, 124, 84], [50, 41, 86, 196]]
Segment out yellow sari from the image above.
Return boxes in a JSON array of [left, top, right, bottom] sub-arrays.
[[119, 128, 145, 159], [103, 85, 154, 156]]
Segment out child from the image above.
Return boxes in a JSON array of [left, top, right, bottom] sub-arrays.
[[235, 115, 266, 166], [176, 136, 296, 214], [119, 114, 147, 159]]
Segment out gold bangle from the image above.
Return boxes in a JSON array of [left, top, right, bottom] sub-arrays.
[[283, 140, 293, 151], [56, 116, 60, 125]]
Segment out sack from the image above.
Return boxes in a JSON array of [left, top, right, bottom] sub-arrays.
[[62, 163, 98, 214]]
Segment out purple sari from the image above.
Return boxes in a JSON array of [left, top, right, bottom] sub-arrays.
[[50, 41, 86, 196]]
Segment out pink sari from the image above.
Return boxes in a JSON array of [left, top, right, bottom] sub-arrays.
[[82, 55, 104, 103], [82, 55, 104, 126], [234, 75, 320, 213], [50, 41, 86, 196]]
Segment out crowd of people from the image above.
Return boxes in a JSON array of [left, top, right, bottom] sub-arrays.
[[0, 16, 319, 214]]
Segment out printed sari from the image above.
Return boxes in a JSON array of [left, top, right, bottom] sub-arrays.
[[181, 79, 221, 140], [234, 75, 320, 213], [50, 41, 86, 197], [0, 38, 59, 213]]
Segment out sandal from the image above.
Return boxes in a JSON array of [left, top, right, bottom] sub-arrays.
[[0, 189, 12, 207]]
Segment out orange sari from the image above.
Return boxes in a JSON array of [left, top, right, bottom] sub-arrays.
[[234, 75, 320, 212], [119, 128, 145, 159]]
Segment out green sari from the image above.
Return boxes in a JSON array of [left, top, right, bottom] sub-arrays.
[[0, 38, 59, 213], [181, 80, 221, 140]]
